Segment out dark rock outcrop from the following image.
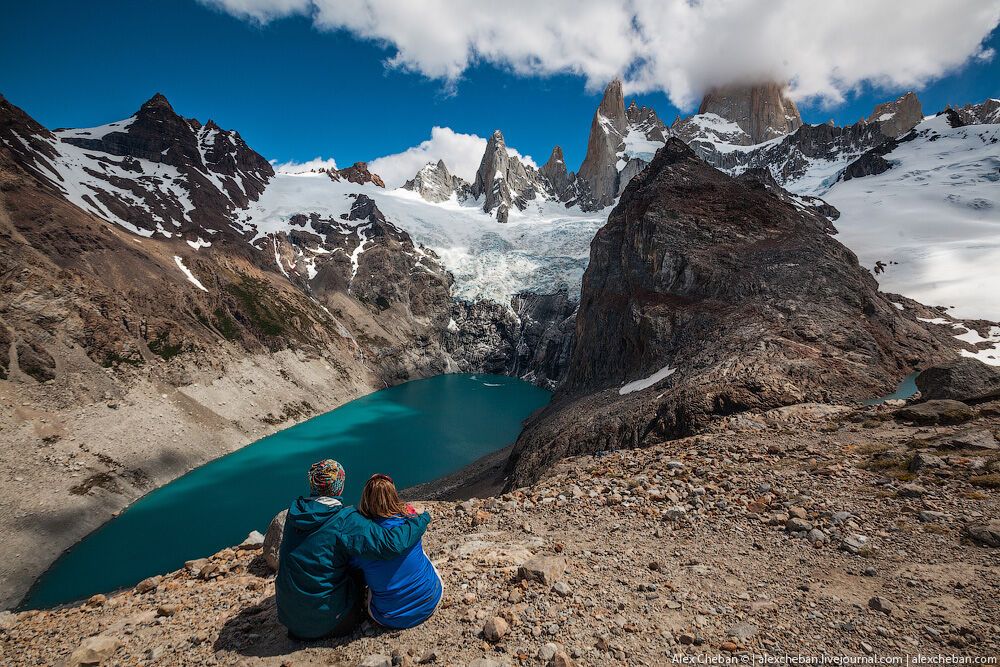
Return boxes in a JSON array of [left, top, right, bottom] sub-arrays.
[[329, 161, 385, 188], [916, 358, 1000, 403], [507, 138, 951, 486]]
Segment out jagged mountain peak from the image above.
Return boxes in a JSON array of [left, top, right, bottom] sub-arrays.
[[140, 92, 174, 111], [597, 79, 626, 129], [866, 91, 923, 138], [697, 81, 802, 144]]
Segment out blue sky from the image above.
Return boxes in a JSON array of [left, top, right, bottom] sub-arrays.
[[2, 0, 997, 174]]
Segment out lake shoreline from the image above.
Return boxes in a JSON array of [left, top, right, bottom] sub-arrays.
[[19, 374, 549, 610]]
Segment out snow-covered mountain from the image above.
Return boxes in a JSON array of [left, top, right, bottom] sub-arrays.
[[3, 82, 999, 385], [824, 112, 1000, 322]]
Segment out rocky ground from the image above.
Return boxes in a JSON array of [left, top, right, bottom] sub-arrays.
[[4, 394, 998, 666]]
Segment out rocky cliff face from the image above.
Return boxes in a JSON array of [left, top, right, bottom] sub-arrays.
[[866, 92, 923, 138], [576, 79, 628, 210], [507, 138, 958, 486], [697, 82, 803, 144]]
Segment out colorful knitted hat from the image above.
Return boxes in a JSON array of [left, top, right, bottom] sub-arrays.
[[308, 459, 346, 497]]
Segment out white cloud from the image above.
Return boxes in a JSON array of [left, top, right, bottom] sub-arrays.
[[201, 0, 1000, 109], [367, 126, 535, 189], [272, 156, 338, 174]]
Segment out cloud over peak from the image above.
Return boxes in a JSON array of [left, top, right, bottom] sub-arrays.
[[201, 0, 999, 108]]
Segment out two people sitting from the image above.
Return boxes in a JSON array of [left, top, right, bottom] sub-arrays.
[[275, 459, 443, 639]]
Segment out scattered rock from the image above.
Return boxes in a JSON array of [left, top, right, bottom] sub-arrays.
[[134, 575, 161, 594], [928, 428, 998, 451], [868, 596, 894, 615], [549, 650, 576, 667], [552, 581, 573, 598], [85, 594, 107, 607], [483, 616, 509, 642], [263, 510, 287, 572], [418, 649, 438, 664], [518, 556, 567, 585], [67, 635, 120, 666], [471, 510, 491, 527], [786, 518, 813, 532], [897, 483, 927, 498], [156, 604, 179, 617]]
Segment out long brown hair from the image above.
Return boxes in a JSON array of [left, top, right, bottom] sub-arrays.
[[359, 474, 409, 519]]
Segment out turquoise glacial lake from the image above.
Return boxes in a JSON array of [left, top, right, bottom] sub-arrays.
[[23, 373, 550, 609]]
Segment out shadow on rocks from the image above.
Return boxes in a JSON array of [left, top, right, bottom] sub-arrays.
[[213, 594, 398, 659]]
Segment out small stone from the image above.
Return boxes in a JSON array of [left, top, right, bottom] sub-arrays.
[[552, 581, 572, 598], [86, 594, 107, 607], [863, 566, 877, 577], [359, 655, 393, 667], [868, 596, 894, 615], [785, 518, 813, 532], [418, 649, 438, 664], [156, 603, 180, 617], [807, 528, 826, 544], [67, 635, 121, 666], [679, 632, 696, 645], [538, 643, 560, 661], [472, 510, 491, 527], [788, 506, 808, 519], [720, 641, 739, 652], [483, 616, 509, 643], [549, 650, 576, 667], [663, 506, 687, 521], [518, 556, 567, 585], [897, 483, 927, 498], [507, 588, 524, 603], [134, 575, 162, 594]]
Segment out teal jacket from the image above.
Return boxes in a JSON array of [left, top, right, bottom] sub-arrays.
[[275, 496, 431, 639]]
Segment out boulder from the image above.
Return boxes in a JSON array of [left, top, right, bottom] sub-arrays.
[[67, 635, 120, 666], [263, 510, 287, 572], [482, 616, 509, 642], [963, 522, 1000, 547], [916, 358, 1000, 403], [868, 596, 894, 615], [134, 575, 161, 594], [927, 428, 998, 451], [517, 556, 567, 585], [894, 400, 976, 425]]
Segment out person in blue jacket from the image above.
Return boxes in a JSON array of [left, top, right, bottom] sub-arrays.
[[351, 473, 443, 629], [275, 459, 431, 640]]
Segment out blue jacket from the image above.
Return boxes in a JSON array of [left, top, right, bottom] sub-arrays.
[[351, 514, 443, 629], [275, 497, 430, 639]]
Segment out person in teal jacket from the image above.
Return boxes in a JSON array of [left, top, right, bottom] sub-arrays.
[[275, 459, 431, 640]]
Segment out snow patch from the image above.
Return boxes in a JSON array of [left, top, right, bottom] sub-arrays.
[[173, 256, 208, 292], [619, 365, 676, 395]]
